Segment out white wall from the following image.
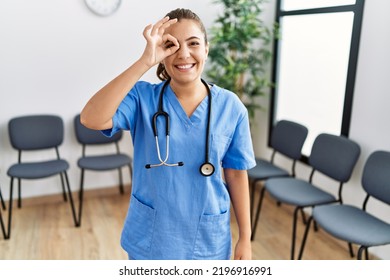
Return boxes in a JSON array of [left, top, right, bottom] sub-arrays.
[[1, 0, 390, 259], [259, 0, 390, 260], [0, 0, 221, 197], [249, 0, 390, 260], [345, 0, 390, 259]]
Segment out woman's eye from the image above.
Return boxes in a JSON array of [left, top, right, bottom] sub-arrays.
[[165, 43, 175, 49], [190, 41, 200, 46]]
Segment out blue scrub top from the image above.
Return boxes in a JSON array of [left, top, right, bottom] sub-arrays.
[[103, 80, 256, 260]]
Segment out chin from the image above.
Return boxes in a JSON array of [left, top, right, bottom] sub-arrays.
[[171, 74, 200, 84]]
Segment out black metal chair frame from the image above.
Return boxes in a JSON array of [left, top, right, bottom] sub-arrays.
[[298, 151, 390, 260], [0, 186, 6, 239], [253, 134, 360, 259], [0, 186, 5, 210], [74, 115, 132, 226], [6, 115, 79, 239], [250, 120, 308, 240], [250, 149, 292, 217], [298, 205, 367, 260]]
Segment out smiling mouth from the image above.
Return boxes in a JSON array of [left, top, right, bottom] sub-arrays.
[[175, 64, 196, 70]]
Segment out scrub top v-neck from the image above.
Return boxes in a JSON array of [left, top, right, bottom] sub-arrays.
[[103, 80, 256, 260]]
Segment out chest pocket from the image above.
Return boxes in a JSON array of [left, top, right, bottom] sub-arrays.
[[211, 134, 232, 162]]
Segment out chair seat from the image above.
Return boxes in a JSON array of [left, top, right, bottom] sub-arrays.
[[265, 177, 336, 207], [314, 204, 390, 246], [7, 159, 69, 179], [78, 154, 131, 171], [248, 158, 289, 180]]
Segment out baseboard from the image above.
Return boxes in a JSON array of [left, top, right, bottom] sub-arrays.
[[4, 184, 132, 208]]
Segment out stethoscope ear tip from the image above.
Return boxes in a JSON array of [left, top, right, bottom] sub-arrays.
[[178, 162, 184, 166], [145, 164, 151, 169]]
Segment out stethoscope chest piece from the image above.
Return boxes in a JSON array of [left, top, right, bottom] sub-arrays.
[[200, 162, 215, 176], [147, 78, 215, 177]]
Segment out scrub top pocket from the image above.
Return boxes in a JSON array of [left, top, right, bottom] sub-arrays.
[[192, 210, 231, 260], [121, 195, 156, 258]]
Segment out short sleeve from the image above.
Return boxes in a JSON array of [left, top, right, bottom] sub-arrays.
[[221, 111, 256, 170], [101, 83, 141, 138]]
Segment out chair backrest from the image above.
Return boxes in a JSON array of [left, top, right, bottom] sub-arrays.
[[74, 114, 122, 145], [362, 150, 390, 205], [8, 115, 64, 150], [309, 133, 360, 182], [270, 120, 308, 160]]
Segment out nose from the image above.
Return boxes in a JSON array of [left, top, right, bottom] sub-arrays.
[[176, 44, 190, 59]]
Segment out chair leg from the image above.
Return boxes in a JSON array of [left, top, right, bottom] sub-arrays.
[[78, 169, 85, 227], [251, 186, 266, 241], [6, 178, 15, 239], [299, 208, 307, 225], [357, 246, 367, 260], [63, 172, 79, 227], [0, 209, 6, 239], [128, 164, 133, 181], [297, 215, 314, 260], [313, 220, 319, 231], [0, 189, 6, 238], [128, 164, 133, 193], [59, 173, 68, 202], [0, 187, 6, 210], [348, 242, 355, 258], [250, 180, 257, 221], [17, 179, 21, 208], [118, 168, 124, 195], [291, 207, 302, 260]]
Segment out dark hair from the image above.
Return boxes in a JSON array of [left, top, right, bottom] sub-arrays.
[[156, 8, 208, 81]]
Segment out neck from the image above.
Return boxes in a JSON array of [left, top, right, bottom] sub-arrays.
[[169, 79, 209, 117], [170, 79, 207, 101]]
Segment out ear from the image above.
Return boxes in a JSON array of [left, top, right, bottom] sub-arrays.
[[205, 42, 210, 58]]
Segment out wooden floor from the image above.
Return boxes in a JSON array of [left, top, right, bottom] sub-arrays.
[[0, 184, 371, 260]]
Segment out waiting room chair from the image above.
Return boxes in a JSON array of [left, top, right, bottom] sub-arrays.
[[6, 115, 78, 239], [74, 114, 132, 226], [252, 133, 360, 259], [249, 120, 308, 238], [298, 150, 390, 260]]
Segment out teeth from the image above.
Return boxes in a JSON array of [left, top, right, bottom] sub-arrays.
[[176, 64, 194, 69]]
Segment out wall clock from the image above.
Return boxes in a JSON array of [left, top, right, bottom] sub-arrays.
[[85, 0, 122, 17]]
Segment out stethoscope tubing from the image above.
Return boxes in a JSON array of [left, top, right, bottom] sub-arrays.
[[145, 78, 214, 176], [145, 135, 183, 168]]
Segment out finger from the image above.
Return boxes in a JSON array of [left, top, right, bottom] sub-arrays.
[[150, 16, 171, 36], [162, 18, 178, 28], [164, 46, 180, 57], [142, 24, 153, 39], [158, 18, 178, 37], [163, 34, 179, 48], [162, 34, 180, 55]]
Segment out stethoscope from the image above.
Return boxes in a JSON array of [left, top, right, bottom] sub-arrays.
[[145, 78, 215, 176]]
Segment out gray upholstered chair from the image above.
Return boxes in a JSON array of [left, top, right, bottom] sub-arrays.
[[6, 115, 78, 239], [74, 114, 132, 226], [298, 150, 390, 260], [252, 133, 360, 259], [249, 120, 308, 238]]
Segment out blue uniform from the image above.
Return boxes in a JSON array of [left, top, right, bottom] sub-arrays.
[[103, 80, 256, 259]]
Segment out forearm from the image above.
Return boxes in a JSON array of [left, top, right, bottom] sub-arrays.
[[224, 169, 251, 242], [80, 58, 150, 130], [81, 17, 178, 131]]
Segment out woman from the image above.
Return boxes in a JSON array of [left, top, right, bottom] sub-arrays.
[[81, 8, 256, 260]]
